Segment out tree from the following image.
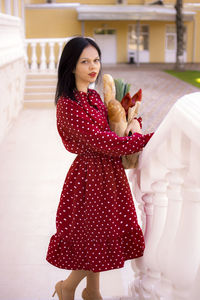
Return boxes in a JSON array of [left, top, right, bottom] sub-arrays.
[[175, 0, 184, 70]]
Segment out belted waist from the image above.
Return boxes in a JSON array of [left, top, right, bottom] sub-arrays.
[[78, 151, 109, 159]]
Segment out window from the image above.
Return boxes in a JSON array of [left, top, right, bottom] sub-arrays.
[[94, 28, 116, 35], [166, 25, 186, 51], [128, 25, 149, 51]]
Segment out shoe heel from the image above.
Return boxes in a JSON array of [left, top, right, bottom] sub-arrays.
[[52, 290, 56, 297]]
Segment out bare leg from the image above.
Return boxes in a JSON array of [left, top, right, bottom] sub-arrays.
[[85, 271, 103, 299], [62, 270, 89, 300]]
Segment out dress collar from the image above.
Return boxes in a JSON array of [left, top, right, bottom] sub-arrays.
[[73, 89, 99, 109], [73, 89, 92, 97]]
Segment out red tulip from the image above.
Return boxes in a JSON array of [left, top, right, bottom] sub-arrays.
[[121, 92, 134, 117], [132, 89, 142, 106]]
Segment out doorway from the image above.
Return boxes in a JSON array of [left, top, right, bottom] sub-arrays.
[[94, 28, 117, 64]]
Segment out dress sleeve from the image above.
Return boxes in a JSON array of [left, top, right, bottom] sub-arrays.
[[57, 97, 154, 157]]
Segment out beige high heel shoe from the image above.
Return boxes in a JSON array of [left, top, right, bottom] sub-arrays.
[[52, 280, 63, 300], [82, 288, 103, 300]]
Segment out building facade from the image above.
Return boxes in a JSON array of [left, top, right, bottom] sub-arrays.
[[21, 1, 200, 64]]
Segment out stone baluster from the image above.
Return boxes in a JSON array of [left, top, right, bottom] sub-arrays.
[[13, 0, 19, 17], [21, 0, 25, 23], [57, 41, 64, 68], [130, 192, 154, 300], [30, 42, 38, 71], [167, 142, 200, 300], [154, 169, 185, 300], [140, 180, 168, 299], [130, 151, 168, 299], [40, 41, 47, 71], [129, 169, 146, 230], [5, 0, 11, 15], [24, 42, 28, 68], [48, 41, 55, 71]]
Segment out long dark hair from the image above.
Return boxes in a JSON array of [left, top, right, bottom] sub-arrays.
[[55, 36, 101, 105]]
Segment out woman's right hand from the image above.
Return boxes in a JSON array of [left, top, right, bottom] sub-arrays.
[[125, 119, 143, 136]]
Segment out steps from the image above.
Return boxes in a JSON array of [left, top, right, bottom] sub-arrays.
[[24, 73, 57, 108]]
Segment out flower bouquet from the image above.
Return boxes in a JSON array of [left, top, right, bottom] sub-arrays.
[[103, 74, 142, 169]]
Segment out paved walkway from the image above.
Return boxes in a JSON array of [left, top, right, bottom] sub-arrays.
[[0, 65, 199, 300]]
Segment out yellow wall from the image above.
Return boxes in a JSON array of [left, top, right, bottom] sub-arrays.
[[195, 11, 200, 62], [186, 20, 193, 63], [18, 0, 23, 18], [26, 9, 81, 38], [164, 0, 199, 3], [26, 0, 139, 3], [58, 0, 116, 3], [149, 21, 165, 63], [24, 0, 200, 4], [26, 0, 116, 4], [1, 0, 5, 13]]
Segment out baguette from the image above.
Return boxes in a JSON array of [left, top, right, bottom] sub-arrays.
[[103, 74, 116, 106], [107, 99, 127, 137]]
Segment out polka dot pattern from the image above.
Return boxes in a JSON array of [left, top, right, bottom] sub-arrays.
[[46, 89, 153, 273]]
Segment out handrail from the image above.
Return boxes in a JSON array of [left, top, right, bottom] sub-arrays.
[[128, 92, 200, 300], [0, 13, 25, 68]]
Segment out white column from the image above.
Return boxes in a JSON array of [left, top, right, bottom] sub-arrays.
[[30, 42, 38, 71], [13, 0, 19, 17], [167, 143, 200, 300], [5, 0, 11, 14], [24, 42, 28, 68], [57, 41, 64, 69], [155, 169, 184, 299], [21, 0, 25, 35], [39, 42, 47, 71], [48, 41, 55, 70], [140, 180, 168, 298], [131, 192, 154, 300], [136, 20, 140, 67]]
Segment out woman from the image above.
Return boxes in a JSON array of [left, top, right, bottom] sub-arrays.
[[46, 36, 153, 300]]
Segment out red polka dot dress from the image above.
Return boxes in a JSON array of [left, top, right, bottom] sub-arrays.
[[46, 89, 153, 273]]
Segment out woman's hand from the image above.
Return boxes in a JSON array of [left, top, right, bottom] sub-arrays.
[[125, 119, 142, 136]]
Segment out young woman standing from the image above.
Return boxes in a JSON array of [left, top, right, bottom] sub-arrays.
[[46, 36, 153, 300]]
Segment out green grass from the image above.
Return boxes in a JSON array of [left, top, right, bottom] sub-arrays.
[[165, 70, 200, 89]]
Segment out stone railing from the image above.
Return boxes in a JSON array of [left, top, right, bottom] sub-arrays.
[[0, 0, 24, 19], [25, 38, 71, 72], [128, 92, 200, 300], [0, 12, 26, 143]]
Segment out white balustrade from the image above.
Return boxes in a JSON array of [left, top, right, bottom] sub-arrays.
[[25, 38, 71, 72], [30, 41, 37, 71], [13, 0, 19, 17], [5, 0, 11, 15], [129, 92, 200, 300], [1, 0, 24, 18]]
